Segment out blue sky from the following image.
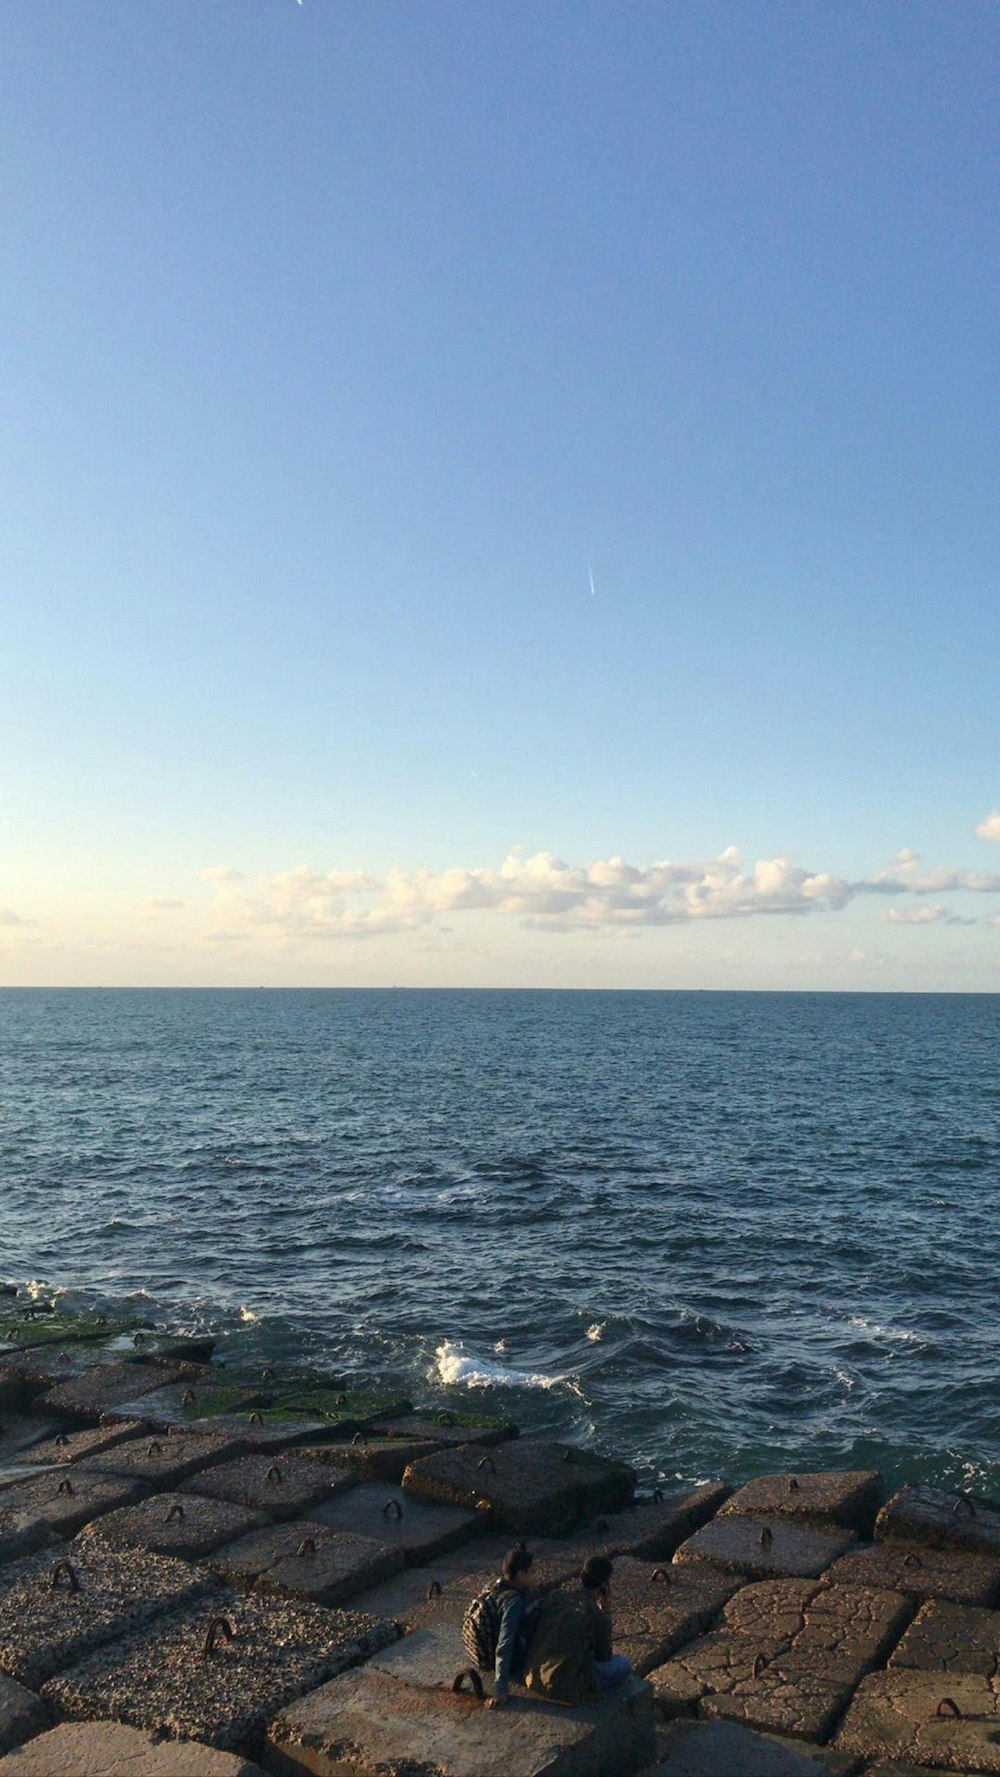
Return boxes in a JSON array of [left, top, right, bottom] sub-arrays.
[[3, 0, 999, 986]]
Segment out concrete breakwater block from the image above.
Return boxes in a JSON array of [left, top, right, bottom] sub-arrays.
[[0, 1421, 60, 1468], [0, 1674, 49, 1758], [255, 1530, 406, 1607], [876, 1485, 1000, 1558], [0, 1469, 149, 1565], [824, 1543, 1000, 1608], [85, 1430, 244, 1489], [646, 1717, 860, 1775], [265, 1662, 656, 1777], [0, 1543, 219, 1687], [369, 1412, 518, 1448], [105, 1379, 261, 1428], [583, 1558, 738, 1676], [189, 1413, 337, 1451], [306, 1437, 446, 1484], [43, 1593, 400, 1753], [262, 1390, 412, 1434], [719, 1472, 883, 1536], [672, 1515, 856, 1580], [310, 1481, 485, 1565], [402, 1440, 636, 1535], [10, 1422, 147, 1469], [180, 1452, 355, 1520], [78, 1491, 268, 1561], [650, 1578, 912, 1743], [0, 1720, 266, 1776], [598, 1483, 733, 1561], [834, 1669, 1000, 1769], [39, 1363, 194, 1423], [888, 1598, 1000, 1675]]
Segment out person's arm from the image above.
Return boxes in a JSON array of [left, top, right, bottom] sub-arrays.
[[592, 1593, 613, 1662], [490, 1591, 526, 1704]]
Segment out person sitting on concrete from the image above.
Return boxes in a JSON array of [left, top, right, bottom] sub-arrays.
[[522, 1555, 632, 1705], [464, 1545, 535, 1709]]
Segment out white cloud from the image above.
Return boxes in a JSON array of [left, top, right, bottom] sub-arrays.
[[201, 865, 244, 885], [975, 811, 1000, 842], [138, 897, 187, 917], [862, 849, 1000, 896], [884, 904, 952, 926]]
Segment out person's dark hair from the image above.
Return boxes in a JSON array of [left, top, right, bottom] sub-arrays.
[[581, 1555, 614, 1591], [501, 1546, 534, 1582]]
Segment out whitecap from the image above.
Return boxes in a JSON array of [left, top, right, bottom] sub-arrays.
[[433, 1339, 568, 1392], [585, 1323, 605, 1342]]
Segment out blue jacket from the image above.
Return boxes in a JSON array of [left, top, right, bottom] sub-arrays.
[[493, 1587, 527, 1697]]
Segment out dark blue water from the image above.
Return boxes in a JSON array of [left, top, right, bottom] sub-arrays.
[[2, 989, 998, 1496]]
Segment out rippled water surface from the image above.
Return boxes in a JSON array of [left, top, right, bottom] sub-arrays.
[[2, 989, 998, 1494]]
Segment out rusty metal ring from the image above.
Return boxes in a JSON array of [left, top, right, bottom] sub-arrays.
[[426, 1580, 442, 1598], [203, 1616, 234, 1661], [249, 1411, 264, 1426], [181, 1389, 196, 1406], [51, 1558, 80, 1592], [133, 1332, 147, 1347], [651, 1567, 671, 1584], [653, 1487, 664, 1504], [382, 1499, 403, 1521], [451, 1668, 484, 1699], [352, 1431, 366, 1446], [265, 1464, 284, 1484], [148, 1441, 165, 1455], [55, 1433, 70, 1447], [477, 1456, 496, 1475], [759, 1526, 773, 1549], [935, 1697, 962, 1718], [165, 1503, 185, 1522], [902, 1551, 922, 1567], [753, 1653, 769, 1678], [952, 1494, 976, 1518], [437, 1411, 455, 1426], [57, 1478, 74, 1496], [297, 1537, 317, 1557], [261, 1367, 275, 1381], [788, 1477, 800, 1492]]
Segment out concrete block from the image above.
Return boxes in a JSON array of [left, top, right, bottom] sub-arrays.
[[673, 1516, 856, 1581], [38, 1363, 192, 1423], [9, 1422, 147, 1468], [723, 1579, 912, 1677], [0, 1675, 48, 1757], [181, 1453, 354, 1520], [303, 1437, 443, 1484], [720, 1472, 883, 1536], [824, 1543, 1000, 1608], [650, 1632, 852, 1742], [265, 1666, 656, 1777], [644, 1717, 858, 1775], [0, 1541, 219, 1686], [888, 1598, 1000, 1675], [0, 1720, 265, 1775], [209, 1521, 338, 1588], [109, 1379, 264, 1428], [599, 1484, 733, 1561], [310, 1481, 485, 1565], [876, 1485, 1000, 1558], [262, 1391, 411, 1437], [189, 1414, 338, 1452], [835, 1669, 1000, 1769], [85, 1430, 244, 1488], [255, 1531, 405, 1607], [43, 1594, 400, 1753], [0, 1468, 148, 1564], [78, 1491, 268, 1561], [0, 1421, 60, 1468], [578, 1556, 738, 1675], [368, 1412, 517, 1448], [402, 1439, 636, 1535]]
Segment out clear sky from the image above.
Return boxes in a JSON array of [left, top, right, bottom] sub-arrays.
[[3, 0, 999, 988]]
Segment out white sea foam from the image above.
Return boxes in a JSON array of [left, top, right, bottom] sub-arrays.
[[585, 1322, 605, 1342], [433, 1339, 566, 1391], [238, 1305, 260, 1324], [848, 1315, 922, 1346]]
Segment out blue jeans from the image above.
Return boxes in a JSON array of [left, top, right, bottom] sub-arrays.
[[591, 1654, 632, 1689]]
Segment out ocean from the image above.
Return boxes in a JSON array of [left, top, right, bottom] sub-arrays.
[[2, 988, 998, 1496]]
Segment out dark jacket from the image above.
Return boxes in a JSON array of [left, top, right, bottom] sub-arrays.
[[523, 1585, 613, 1705], [493, 1585, 527, 1698]]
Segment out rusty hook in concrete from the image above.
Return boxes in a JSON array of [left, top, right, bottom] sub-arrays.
[[753, 1653, 769, 1678], [265, 1464, 284, 1484], [426, 1580, 442, 1599], [653, 1487, 664, 1504], [147, 1441, 165, 1455], [437, 1411, 455, 1426], [51, 1558, 80, 1592], [297, 1538, 317, 1557], [788, 1478, 801, 1492], [902, 1551, 922, 1567], [181, 1389, 196, 1406], [203, 1616, 234, 1661], [651, 1567, 671, 1584], [952, 1494, 976, 1517], [261, 1367, 275, 1381], [165, 1503, 185, 1522], [133, 1332, 146, 1347], [477, 1456, 496, 1475], [249, 1412, 264, 1425], [452, 1668, 485, 1699], [382, 1499, 403, 1521], [935, 1697, 962, 1718], [55, 1433, 70, 1448], [759, 1527, 773, 1549], [57, 1478, 74, 1496], [351, 1431, 366, 1446]]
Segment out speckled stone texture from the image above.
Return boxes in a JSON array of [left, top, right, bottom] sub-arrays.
[[0, 1675, 49, 1758], [76, 1491, 267, 1561], [179, 1452, 354, 1519], [310, 1480, 486, 1564], [0, 1421, 60, 1468], [824, 1543, 1000, 1608], [8, 1423, 146, 1468], [402, 1439, 636, 1535], [645, 1717, 859, 1774], [0, 1543, 220, 1687], [0, 1720, 266, 1775], [887, 1598, 1000, 1675], [719, 1472, 883, 1536], [876, 1485, 1000, 1558], [834, 1669, 1000, 1769], [672, 1515, 856, 1581], [42, 1593, 400, 1753], [254, 1529, 405, 1606], [0, 1469, 149, 1565], [83, 1430, 243, 1489], [265, 1667, 655, 1777], [649, 1579, 911, 1743], [302, 1437, 444, 1483], [38, 1363, 192, 1422]]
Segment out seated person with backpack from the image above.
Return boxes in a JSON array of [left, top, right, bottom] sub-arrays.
[[522, 1555, 632, 1705], [463, 1545, 535, 1708]]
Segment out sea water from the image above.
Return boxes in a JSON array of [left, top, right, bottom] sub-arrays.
[[2, 988, 998, 1495]]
